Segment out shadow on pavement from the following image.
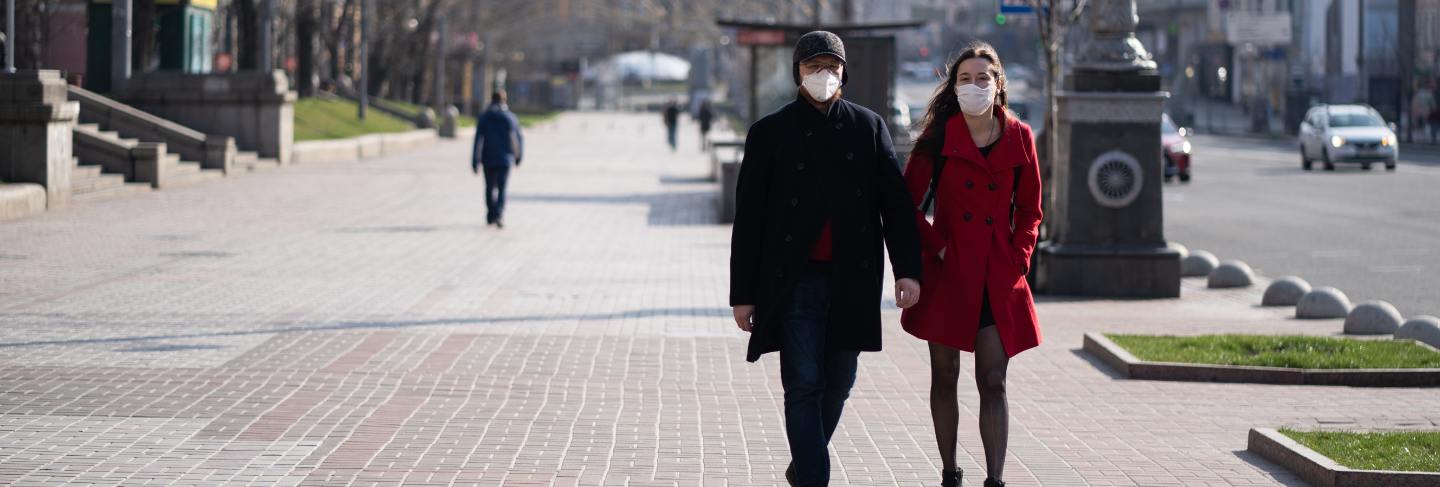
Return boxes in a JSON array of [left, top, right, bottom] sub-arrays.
[[511, 190, 718, 226], [1232, 449, 1311, 486], [1067, 348, 1126, 380], [0, 307, 731, 349]]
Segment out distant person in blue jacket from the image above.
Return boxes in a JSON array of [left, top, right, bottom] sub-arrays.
[[472, 91, 524, 228]]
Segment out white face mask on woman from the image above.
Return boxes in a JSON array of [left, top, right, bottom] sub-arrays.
[[802, 70, 841, 102], [955, 82, 996, 116]]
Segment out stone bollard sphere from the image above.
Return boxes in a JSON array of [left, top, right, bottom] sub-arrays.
[[1296, 287, 1352, 319], [1182, 250, 1219, 277], [1262, 276, 1312, 306], [1396, 316, 1440, 348], [1344, 301, 1404, 335], [1207, 260, 1255, 289]]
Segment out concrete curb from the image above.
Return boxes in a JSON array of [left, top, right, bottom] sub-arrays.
[[1247, 428, 1440, 487], [0, 183, 48, 221], [1082, 332, 1440, 387], [291, 129, 440, 164]]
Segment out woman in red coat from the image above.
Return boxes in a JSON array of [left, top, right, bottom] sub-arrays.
[[899, 41, 1043, 487]]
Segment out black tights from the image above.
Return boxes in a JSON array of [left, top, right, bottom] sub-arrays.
[[929, 325, 1009, 480]]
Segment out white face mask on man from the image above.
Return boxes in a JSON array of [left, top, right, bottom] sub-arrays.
[[955, 82, 996, 116], [802, 70, 841, 102]]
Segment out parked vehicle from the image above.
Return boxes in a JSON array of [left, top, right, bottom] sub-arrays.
[[1162, 113, 1192, 183], [1298, 104, 1398, 171]]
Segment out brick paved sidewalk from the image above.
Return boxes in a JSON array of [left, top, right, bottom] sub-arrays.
[[1, 112, 1436, 486]]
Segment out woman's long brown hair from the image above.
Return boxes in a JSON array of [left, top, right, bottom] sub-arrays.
[[913, 41, 1010, 157]]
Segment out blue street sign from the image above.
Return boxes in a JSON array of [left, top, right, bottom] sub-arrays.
[[999, 0, 1035, 14]]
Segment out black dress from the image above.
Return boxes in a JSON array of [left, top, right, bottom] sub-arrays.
[[977, 141, 997, 329]]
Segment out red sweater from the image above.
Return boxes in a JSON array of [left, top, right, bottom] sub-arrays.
[[810, 220, 833, 261]]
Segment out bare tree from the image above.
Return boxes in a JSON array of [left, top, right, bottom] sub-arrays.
[[1029, 0, 1086, 239]]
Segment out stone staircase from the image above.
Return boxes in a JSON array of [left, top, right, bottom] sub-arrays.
[[73, 123, 225, 189], [68, 159, 151, 203], [67, 85, 279, 189]]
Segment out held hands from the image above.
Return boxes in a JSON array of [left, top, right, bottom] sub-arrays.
[[895, 278, 921, 309], [732, 305, 756, 333]]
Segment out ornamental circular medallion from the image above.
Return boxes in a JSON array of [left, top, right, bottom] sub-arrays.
[[1087, 149, 1142, 208]]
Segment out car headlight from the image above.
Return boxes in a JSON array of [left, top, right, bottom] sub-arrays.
[[1179, 141, 1192, 154], [1330, 135, 1345, 148], [1381, 135, 1395, 147]]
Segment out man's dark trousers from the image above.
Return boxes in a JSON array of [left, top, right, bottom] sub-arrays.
[[780, 265, 858, 486], [482, 165, 511, 224]]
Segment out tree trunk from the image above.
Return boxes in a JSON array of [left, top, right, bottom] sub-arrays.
[[296, 0, 318, 96], [133, 0, 155, 72], [236, 0, 259, 70]]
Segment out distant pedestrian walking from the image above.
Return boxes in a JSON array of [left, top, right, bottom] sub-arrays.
[[472, 91, 524, 228], [697, 101, 715, 152], [663, 100, 681, 152]]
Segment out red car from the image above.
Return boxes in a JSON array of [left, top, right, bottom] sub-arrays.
[[1162, 113, 1192, 183]]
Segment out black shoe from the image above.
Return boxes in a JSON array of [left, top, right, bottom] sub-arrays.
[[941, 468, 963, 487], [983, 478, 1005, 487], [785, 462, 796, 486], [495, 220, 504, 229]]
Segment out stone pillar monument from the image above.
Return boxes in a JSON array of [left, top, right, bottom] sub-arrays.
[[0, 70, 80, 208], [1035, 0, 1182, 298]]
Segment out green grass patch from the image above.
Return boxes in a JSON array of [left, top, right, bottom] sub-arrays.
[[293, 98, 415, 141], [1281, 429, 1440, 472], [1105, 334, 1440, 369]]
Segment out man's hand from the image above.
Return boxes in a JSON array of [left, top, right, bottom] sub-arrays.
[[938, 247, 946, 261], [895, 278, 921, 308], [732, 305, 756, 332]]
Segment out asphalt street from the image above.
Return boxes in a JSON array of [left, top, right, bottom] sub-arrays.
[[1164, 134, 1440, 320]]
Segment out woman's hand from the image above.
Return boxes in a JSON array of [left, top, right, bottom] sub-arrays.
[[895, 278, 921, 308], [938, 246, 947, 261]]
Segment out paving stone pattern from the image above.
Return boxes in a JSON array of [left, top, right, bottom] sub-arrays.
[[2, 113, 1436, 486]]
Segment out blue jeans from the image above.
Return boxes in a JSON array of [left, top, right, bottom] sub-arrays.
[[482, 165, 510, 224], [780, 267, 858, 486]]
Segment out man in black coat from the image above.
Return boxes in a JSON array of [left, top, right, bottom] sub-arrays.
[[729, 31, 923, 486]]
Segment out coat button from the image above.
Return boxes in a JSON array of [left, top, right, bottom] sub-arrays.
[[963, 212, 973, 221], [797, 162, 806, 170], [855, 188, 863, 197], [988, 182, 997, 191], [835, 123, 844, 130], [777, 271, 785, 279], [845, 152, 854, 160], [805, 130, 813, 136], [860, 259, 870, 269], [965, 180, 975, 189], [985, 216, 994, 225], [785, 234, 793, 243], [859, 224, 867, 233], [790, 197, 799, 207]]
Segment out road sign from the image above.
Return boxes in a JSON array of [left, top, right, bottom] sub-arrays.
[[1225, 13, 1291, 46], [999, 0, 1035, 14], [736, 29, 785, 46]]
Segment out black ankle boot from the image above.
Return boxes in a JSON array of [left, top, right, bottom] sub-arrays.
[[983, 478, 1005, 487], [941, 468, 962, 487]]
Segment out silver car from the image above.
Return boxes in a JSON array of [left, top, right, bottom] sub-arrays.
[[1298, 104, 1398, 171]]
